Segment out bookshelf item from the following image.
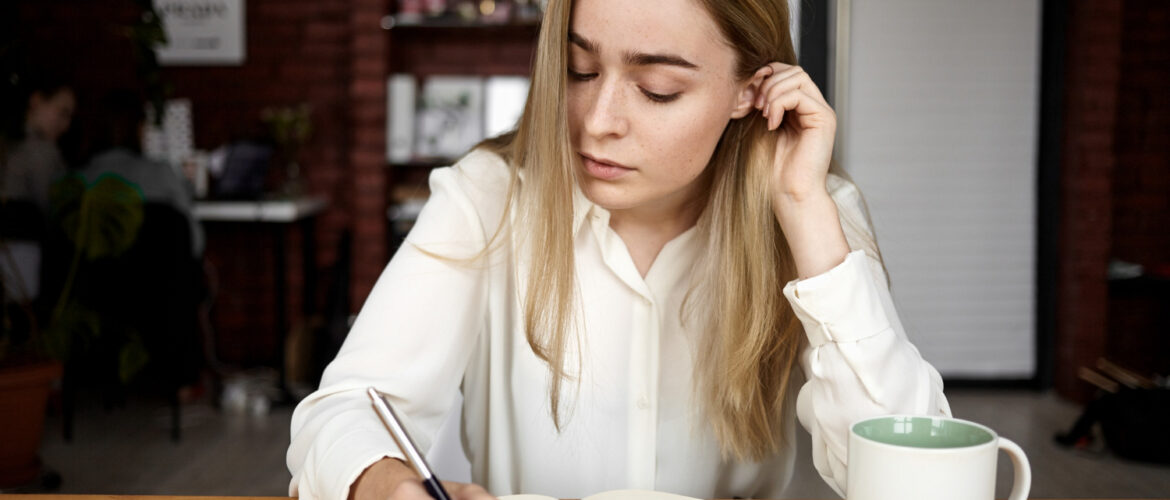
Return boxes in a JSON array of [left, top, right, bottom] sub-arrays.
[[415, 76, 485, 159], [387, 74, 418, 163], [485, 76, 530, 137]]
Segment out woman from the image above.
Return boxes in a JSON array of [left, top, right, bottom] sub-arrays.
[[1, 76, 74, 209], [288, 0, 950, 499]]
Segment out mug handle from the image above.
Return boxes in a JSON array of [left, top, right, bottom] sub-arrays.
[[998, 437, 1032, 500]]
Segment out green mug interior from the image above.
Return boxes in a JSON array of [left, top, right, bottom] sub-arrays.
[[852, 416, 995, 449]]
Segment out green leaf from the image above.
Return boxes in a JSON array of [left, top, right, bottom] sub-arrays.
[[80, 175, 145, 260], [53, 174, 145, 261], [48, 174, 86, 222], [118, 334, 150, 383], [42, 303, 102, 361]]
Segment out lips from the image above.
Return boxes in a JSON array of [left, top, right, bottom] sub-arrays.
[[580, 153, 634, 181]]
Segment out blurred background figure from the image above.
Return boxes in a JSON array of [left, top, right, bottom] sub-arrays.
[[1, 74, 74, 210], [1, 74, 73, 311], [80, 89, 203, 257]]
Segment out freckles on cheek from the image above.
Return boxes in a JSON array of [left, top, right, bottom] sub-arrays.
[[656, 108, 726, 180]]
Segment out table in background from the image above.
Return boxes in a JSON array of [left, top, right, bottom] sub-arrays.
[[194, 196, 329, 399]]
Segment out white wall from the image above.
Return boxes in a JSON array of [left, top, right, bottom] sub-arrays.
[[837, 0, 1041, 378]]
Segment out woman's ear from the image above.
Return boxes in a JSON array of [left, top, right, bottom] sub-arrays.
[[730, 66, 772, 119]]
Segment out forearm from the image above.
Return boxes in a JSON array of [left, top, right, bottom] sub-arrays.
[[773, 192, 851, 279], [784, 249, 951, 494]]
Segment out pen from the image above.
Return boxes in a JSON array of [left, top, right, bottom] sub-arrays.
[[367, 387, 453, 500]]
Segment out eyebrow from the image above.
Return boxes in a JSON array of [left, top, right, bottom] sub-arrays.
[[568, 31, 699, 70]]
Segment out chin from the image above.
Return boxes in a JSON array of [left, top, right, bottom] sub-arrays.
[[579, 180, 642, 212]]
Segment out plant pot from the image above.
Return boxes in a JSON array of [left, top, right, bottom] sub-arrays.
[[0, 359, 63, 488]]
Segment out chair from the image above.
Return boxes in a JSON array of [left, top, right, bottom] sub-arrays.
[[43, 202, 203, 441]]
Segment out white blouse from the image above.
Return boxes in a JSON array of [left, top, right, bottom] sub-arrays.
[[287, 149, 951, 500]]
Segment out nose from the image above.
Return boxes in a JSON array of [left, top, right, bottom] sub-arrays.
[[582, 77, 628, 139]]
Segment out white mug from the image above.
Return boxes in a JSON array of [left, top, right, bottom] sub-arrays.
[[847, 415, 1031, 500]]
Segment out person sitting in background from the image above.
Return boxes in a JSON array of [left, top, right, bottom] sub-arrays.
[[80, 89, 203, 257], [1, 75, 74, 210]]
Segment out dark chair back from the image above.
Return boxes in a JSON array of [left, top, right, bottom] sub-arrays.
[[44, 202, 202, 389], [90, 203, 202, 388], [0, 200, 46, 241]]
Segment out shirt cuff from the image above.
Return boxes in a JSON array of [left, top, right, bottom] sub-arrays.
[[782, 249, 892, 347], [309, 409, 405, 500]]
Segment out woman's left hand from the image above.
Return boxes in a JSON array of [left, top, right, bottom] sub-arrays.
[[753, 62, 838, 211], [753, 62, 850, 278]]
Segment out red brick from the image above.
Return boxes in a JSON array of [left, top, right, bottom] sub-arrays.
[[349, 78, 385, 99], [351, 32, 386, 54], [306, 22, 349, 43]]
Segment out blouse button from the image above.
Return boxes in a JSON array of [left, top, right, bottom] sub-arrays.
[[636, 397, 650, 410]]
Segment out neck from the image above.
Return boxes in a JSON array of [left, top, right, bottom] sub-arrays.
[[609, 194, 703, 241], [607, 177, 709, 277]]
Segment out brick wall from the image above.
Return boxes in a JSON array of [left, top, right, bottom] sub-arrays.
[[1112, 1, 1170, 268], [14, 0, 388, 367], [1053, 0, 1122, 403], [1055, 0, 1170, 402], [1106, 0, 1170, 380], [349, 0, 390, 319]]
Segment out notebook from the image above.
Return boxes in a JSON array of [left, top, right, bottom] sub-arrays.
[[501, 489, 699, 500]]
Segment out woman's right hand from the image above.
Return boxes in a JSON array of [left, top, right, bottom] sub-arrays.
[[350, 458, 497, 500]]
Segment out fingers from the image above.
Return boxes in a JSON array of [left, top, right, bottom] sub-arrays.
[[754, 63, 831, 114], [444, 481, 497, 500], [390, 480, 432, 500], [750, 65, 836, 131], [754, 64, 807, 106], [759, 87, 836, 132], [752, 63, 835, 131], [391, 480, 497, 500]]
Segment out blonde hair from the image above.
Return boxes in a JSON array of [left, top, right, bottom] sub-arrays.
[[477, 0, 866, 461]]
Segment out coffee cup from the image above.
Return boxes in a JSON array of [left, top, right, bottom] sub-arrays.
[[847, 414, 1031, 500]]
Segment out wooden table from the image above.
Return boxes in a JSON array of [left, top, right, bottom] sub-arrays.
[[0, 496, 1158, 500]]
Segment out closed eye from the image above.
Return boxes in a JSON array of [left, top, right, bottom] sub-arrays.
[[640, 89, 680, 104], [568, 69, 597, 81], [569, 68, 681, 104]]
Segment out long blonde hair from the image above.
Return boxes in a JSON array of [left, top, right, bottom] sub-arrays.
[[478, 0, 849, 461]]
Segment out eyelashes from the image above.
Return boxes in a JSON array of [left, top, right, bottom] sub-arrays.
[[567, 69, 681, 104], [641, 89, 680, 104], [566, 68, 596, 81]]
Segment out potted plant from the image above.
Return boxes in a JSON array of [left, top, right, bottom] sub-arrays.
[[261, 103, 313, 196], [0, 196, 61, 488], [1, 1, 162, 486], [0, 173, 145, 488], [0, 293, 62, 489]]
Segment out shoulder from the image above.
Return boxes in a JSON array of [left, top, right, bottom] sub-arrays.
[[6, 137, 63, 171], [439, 147, 512, 194], [83, 151, 178, 191], [425, 147, 507, 202], [423, 148, 514, 234]]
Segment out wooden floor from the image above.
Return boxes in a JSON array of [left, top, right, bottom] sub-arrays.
[[15, 389, 1170, 498]]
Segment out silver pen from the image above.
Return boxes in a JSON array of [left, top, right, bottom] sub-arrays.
[[367, 387, 452, 500]]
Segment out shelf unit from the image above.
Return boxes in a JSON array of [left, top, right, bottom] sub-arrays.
[[383, 6, 541, 251]]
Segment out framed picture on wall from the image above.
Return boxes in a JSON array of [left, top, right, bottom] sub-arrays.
[[154, 0, 247, 65]]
